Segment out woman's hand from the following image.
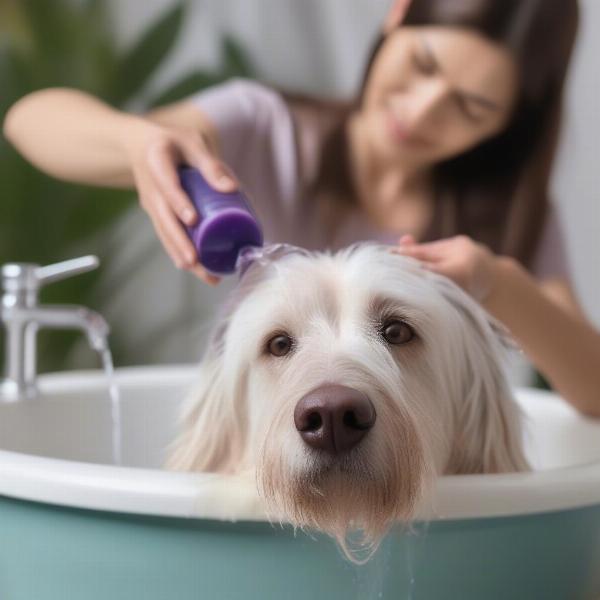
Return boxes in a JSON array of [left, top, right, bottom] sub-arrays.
[[4, 88, 235, 285], [123, 119, 239, 285], [392, 234, 502, 303]]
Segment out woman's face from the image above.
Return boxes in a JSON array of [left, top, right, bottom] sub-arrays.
[[360, 25, 519, 166]]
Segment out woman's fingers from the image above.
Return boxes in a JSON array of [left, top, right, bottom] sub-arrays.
[[182, 137, 238, 193], [136, 179, 186, 267], [394, 243, 443, 262], [145, 134, 239, 235], [138, 173, 196, 266], [148, 206, 219, 285], [189, 263, 221, 286], [146, 141, 198, 226], [152, 198, 199, 267], [146, 208, 186, 268], [394, 235, 461, 262], [398, 233, 416, 246]]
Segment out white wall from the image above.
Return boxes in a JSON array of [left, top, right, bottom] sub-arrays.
[[89, 0, 599, 373], [109, 0, 391, 99], [552, 0, 600, 325]]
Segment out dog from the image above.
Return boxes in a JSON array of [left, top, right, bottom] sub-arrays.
[[165, 242, 529, 561]]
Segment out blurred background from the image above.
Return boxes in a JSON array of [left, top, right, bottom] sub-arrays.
[[0, 0, 598, 387]]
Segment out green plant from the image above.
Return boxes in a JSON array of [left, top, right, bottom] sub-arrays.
[[0, 0, 255, 373]]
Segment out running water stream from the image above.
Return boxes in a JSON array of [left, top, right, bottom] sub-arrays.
[[98, 346, 122, 466]]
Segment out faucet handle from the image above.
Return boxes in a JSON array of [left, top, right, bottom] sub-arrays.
[[35, 255, 100, 287]]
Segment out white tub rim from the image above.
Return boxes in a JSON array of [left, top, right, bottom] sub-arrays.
[[0, 364, 599, 523]]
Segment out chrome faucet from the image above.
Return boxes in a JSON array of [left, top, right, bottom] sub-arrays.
[[0, 255, 110, 402]]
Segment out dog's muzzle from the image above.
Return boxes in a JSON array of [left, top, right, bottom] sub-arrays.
[[294, 384, 376, 455]]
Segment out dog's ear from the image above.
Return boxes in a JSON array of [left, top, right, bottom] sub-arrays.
[[164, 348, 249, 473], [164, 283, 258, 474], [431, 275, 530, 474]]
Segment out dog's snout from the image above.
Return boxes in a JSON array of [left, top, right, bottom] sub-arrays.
[[294, 385, 376, 455]]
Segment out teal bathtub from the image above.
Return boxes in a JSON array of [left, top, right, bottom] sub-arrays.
[[0, 365, 599, 599]]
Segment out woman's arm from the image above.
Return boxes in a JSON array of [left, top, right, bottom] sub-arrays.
[[395, 234, 600, 417], [2, 88, 150, 187], [2, 88, 222, 188], [483, 257, 600, 417]]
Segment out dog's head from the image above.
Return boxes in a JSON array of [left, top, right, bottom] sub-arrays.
[[166, 242, 528, 560]]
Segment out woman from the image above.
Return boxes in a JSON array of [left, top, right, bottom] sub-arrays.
[[4, 0, 600, 416]]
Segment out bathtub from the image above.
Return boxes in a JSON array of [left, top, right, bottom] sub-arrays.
[[0, 364, 599, 599]]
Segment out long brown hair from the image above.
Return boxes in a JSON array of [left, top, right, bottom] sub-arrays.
[[280, 0, 579, 269]]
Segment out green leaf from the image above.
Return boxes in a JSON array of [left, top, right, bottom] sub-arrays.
[[533, 369, 552, 391], [222, 36, 255, 77], [113, 1, 185, 105], [147, 70, 226, 108]]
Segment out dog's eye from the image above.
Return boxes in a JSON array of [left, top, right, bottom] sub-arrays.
[[381, 319, 415, 345], [267, 333, 293, 357]]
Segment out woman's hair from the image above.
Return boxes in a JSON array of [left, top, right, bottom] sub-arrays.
[[281, 0, 579, 269]]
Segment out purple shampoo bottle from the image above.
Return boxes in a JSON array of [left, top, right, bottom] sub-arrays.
[[178, 166, 263, 275]]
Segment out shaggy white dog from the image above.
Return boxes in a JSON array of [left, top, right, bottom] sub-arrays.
[[166, 243, 529, 559]]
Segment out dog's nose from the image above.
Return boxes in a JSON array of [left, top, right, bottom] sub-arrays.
[[294, 384, 376, 455]]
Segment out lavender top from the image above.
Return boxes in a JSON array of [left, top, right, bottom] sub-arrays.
[[190, 77, 571, 281]]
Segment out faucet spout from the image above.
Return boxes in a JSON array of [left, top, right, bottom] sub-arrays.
[[22, 304, 111, 351], [0, 256, 110, 402]]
